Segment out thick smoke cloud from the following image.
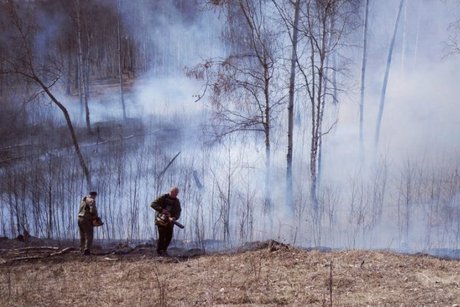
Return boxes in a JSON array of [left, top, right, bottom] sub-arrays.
[[2, 0, 459, 251], [328, 0, 460, 171]]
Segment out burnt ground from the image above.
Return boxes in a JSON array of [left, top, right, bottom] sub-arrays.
[[0, 237, 459, 306]]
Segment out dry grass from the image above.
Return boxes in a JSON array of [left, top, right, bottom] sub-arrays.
[[0, 242, 459, 306]]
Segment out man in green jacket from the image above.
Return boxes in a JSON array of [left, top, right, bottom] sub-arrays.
[[78, 191, 99, 255], [150, 186, 182, 256]]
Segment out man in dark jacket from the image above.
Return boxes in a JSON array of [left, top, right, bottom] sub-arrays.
[[150, 186, 182, 256], [78, 191, 99, 255]]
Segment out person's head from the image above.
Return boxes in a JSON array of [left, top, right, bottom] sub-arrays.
[[169, 187, 179, 199], [89, 191, 98, 198]]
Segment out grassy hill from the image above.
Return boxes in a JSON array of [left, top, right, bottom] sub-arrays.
[[0, 239, 459, 306]]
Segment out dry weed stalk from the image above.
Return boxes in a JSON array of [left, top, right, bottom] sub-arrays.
[[152, 262, 167, 306], [322, 260, 334, 307], [248, 254, 263, 281], [329, 260, 333, 307], [6, 266, 12, 300]]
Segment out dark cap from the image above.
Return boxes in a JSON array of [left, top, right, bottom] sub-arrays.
[[89, 191, 98, 196]]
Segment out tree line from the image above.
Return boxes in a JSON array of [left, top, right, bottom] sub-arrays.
[[0, 0, 459, 250]]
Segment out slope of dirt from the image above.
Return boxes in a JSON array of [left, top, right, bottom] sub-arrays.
[[0, 240, 459, 306]]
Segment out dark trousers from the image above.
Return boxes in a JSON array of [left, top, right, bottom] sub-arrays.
[[78, 217, 93, 253], [156, 225, 174, 253]]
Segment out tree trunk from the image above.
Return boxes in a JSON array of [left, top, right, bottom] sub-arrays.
[[66, 37, 72, 95], [263, 74, 272, 214], [359, 0, 369, 156], [35, 77, 92, 189], [400, 1, 407, 75], [308, 3, 332, 246], [75, 0, 91, 133], [117, 0, 127, 120], [84, 28, 92, 132], [286, 0, 300, 212], [374, 0, 405, 151], [47, 184, 53, 239]]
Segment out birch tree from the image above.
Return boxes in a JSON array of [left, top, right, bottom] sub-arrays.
[[295, 0, 358, 243], [188, 0, 285, 214], [273, 0, 301, 212]]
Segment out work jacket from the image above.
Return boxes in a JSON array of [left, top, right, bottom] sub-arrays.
[[78, 195, 98, 221], [150, 193, 181, 221]]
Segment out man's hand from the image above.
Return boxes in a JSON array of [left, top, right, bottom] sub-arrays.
[[162, 209, 170, 216]]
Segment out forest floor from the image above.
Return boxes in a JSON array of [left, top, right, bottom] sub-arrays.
[[0, 238, 459, 306]]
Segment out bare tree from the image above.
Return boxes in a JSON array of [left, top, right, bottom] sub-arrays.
[[273, 0, 301, 212], [211, 156, 234, 244], [187, 0, 285, 214], [0, 1, 91, 188], [295, 0, 357, 240]]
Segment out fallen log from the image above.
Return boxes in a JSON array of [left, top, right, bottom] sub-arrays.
[[7, 255, 43, 262], [16, 246, 60, 252], [49, 247, 74, 256], [4, 246, 74, 263]]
